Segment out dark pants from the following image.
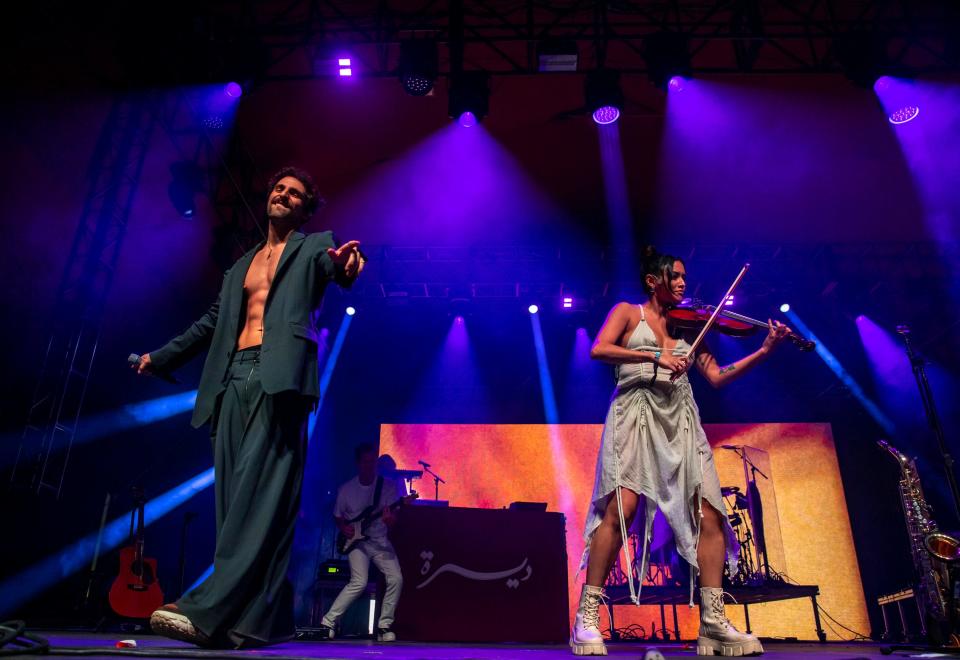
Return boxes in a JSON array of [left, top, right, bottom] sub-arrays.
[[177, 348, 311, 647]]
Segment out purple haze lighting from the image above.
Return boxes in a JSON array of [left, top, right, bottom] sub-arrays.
[[458, 111, 477, 128], [592, 105, 620, 125], [888, 105, 920, 125], [668, 76, 685, 92], [224, 82, 243, 98]]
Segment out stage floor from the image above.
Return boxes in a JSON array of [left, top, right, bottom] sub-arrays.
[[9, 632, 929, 659]]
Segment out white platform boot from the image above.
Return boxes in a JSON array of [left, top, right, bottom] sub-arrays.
[[570, 584, 607, 656], [697, 587, 764, 656]]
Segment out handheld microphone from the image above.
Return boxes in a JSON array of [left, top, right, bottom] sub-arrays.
[[128, 354, 180, 384], [719, 445, 741, 450], [418, 460, 431, 468]]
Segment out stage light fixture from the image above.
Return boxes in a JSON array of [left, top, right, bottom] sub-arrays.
[[224, 81, 243, 98], [779, 303, 790, 313], [667, 76, 686, 92], [562, 297, 573, 309], [537, 39, 578, 72], [338, 57, 353, 77], [449, 71, 490, 125], [345, 306, 356, 316], [642, 32, 691, 90], [585, 69, 623, 125], [399, 40, 438, 96], [528, 304, 539, 315], [725, 295, 735, 306], [888, 105, 920, 125]]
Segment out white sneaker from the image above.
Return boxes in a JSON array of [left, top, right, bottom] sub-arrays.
[[377, 627, 396, 642], [149, 605, 212, 647], [569, 584, 607, 656], [697, 587, 764, 656]]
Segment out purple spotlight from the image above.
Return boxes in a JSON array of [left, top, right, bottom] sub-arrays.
[[224, 81, 243, 98], [873, 76, 891, 93], [888, 105, 920, 125], [592, 105, 620, 125], [667, 76, 685, 92], [455, 315, 464, 325], [563, 297, 573, 309], [458, 111, 477, 128], [338, 57, 352, 77]]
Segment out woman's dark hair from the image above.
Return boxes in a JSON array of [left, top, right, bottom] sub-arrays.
[[266, 166, 326, 220], [641, 245, 684, 295]]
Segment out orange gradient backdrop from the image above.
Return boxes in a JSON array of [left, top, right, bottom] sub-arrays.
[[380, 422, 869, 641]]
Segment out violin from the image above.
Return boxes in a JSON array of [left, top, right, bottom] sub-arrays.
[[667, 302, 816, 352]]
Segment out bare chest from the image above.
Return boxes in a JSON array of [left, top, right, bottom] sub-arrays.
[[243, 243, 287, 296]]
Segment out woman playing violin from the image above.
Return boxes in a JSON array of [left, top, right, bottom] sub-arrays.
[[570, 246, 792, 657]]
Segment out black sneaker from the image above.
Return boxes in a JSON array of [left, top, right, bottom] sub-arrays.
[[377, 627, 396, 642]]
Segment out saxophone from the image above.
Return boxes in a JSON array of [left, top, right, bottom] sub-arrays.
[[878, 440, 959, 634]]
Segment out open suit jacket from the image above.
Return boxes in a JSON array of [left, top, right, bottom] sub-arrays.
[[149, 230, 354, 428]]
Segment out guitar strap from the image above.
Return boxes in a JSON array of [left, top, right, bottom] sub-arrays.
[[372, 476, 384, 513]]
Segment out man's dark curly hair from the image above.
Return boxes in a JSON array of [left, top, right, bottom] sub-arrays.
[[266, 166, 326, 221]]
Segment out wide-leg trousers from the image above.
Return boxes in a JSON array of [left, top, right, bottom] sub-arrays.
[[177, 348, 311, 647]]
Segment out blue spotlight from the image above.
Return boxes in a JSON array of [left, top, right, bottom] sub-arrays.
[[187, 563, 215, 594], [0, 468, 215, 617], [224, 81, 243, 98], [779, 303, 790, 313], [309, 310, 354, 437], [784, 309, 895, 434], [528, 304, 539, 315]]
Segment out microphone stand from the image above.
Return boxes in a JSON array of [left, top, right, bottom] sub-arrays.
[[420, 463, 446, 500], [897, 325, 960, 522], [730, 446, 770, 582]]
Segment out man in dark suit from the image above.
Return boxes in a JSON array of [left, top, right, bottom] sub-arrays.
[[134, 166, 364, 648]]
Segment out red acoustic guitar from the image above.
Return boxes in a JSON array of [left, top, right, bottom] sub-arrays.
[[109, 488, 164, 618]]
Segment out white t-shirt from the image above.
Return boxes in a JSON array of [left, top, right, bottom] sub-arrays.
[[334, 476, 400, 541]]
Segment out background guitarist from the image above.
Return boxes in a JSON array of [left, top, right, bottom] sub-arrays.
[[319, 443, 405, 642]]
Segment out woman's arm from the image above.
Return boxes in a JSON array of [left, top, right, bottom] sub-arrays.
[[694, 319, 791, 388]]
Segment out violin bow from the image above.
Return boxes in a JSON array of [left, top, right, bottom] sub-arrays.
[[681, 263, 751, 361]]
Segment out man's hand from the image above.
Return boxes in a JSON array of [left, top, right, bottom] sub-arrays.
[[761, 319, 792, 353], [131, 353, 152, 376], [326, 240, 365, 279], [340, 523, 356, 539]]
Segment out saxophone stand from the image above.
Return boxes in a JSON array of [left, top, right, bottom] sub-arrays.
[[882, 325, 960, 653], [897, 325, 960, 523]]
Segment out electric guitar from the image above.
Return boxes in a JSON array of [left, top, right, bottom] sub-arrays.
[[336, 492, 418, 555], [109, 488, 164, 618]]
